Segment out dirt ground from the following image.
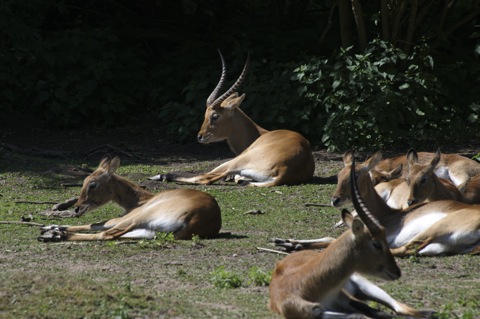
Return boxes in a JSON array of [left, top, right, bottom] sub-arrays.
[[1, 113, 480, 318]]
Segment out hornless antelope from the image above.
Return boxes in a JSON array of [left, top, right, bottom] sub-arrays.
[[331, 150, 480, 207], [276, 152, 480, 256], [150, 52, 315, 187], [38, 156, 222, 241], [269, 159, 425, 318], [404, 149, 464, 206]]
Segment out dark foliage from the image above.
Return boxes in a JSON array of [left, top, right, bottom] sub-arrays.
[[2, 0, 479, 150]]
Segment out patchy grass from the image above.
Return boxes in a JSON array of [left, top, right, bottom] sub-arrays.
[[0, 145, 479, 319]]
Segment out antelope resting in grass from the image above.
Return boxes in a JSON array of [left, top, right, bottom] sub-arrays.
[[331, 149, 480, 207], [269, 159, 426, 318], [404, 148, 465, 206], [276, 151, 480, 256], [374, 149, 465, 209], [38, 156, 222, 241], [150, 52, 315, 187]]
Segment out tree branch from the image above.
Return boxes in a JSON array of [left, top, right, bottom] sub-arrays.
[[351, 0, 367, 51]]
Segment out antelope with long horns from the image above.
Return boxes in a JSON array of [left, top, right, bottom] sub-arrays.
[[331, 150, 480, 207], [38, 156, 222, 241], [269, 157, 427, 318], [275, 151, 480, 256], [150, 52, 315, 187]]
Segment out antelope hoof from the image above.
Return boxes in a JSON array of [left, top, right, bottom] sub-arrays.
[[272, 238, 296, 252], [37, 229, 68, 242], [40, 225, 69, 234], [148, 174, 163, 181], [149, 174, 174, 182]]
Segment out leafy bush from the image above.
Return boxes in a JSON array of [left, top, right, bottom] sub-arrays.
[[293, 40, 468, 151], [209, 266, 242, 289], [247, 267, 271, 286]]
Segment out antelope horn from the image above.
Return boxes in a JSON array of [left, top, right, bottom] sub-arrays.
[[210, 53, 250, 108], [206, 50, 228, 107], [349, 153, 384, 236]]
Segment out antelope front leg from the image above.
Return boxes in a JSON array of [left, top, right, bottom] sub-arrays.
[[273, 237, 336, 252], [390, 238, 434, 257]]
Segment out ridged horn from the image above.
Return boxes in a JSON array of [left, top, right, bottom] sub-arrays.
[[210, 53, 250, 108], [206, 50, 228, 107], [349, 152, 384, 236]]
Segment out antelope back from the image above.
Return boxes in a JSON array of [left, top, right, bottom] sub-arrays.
[[331, 151, 382, 207], [75, 156, 120, 215]]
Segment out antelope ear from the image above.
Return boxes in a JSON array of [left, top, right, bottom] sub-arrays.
[[430, 149, 441, 168], [343, 151, 354, 166], [107, 157, 121, 175], [390, 163, 403, 178], [406, 149, 418, 167], [341, 209, 355, 228], [221, 93, 245, 110], [99, 155, 112, 170], [366, 151, 382, 169]]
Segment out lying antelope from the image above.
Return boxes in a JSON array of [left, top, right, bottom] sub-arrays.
[[332, 149, 480, 207], [373, 149, 465, 209], [269, 158, 426, 318], [38, 156, 222, 241], [276, 151, 480, 256], [150, 52, 315, 187]]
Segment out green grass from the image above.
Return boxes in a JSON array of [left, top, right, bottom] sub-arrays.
[[0, 149, 479, 318]]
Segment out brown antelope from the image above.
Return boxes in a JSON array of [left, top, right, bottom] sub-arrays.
[[331, 150, 480, 207], [276, 151, 480, 256], [269, 159, 426, 318], [150, 52, 315, 187], [38, 156, 222, 241], [404, 149, 465, 206]]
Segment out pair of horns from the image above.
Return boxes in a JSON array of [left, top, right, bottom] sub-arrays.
[[206, 50, 250, 108], [349, 153, 384, 236]]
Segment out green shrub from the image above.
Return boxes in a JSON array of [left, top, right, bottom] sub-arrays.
[[247, 267, 271, 286], [209, 266, 242, 289], [293, 40, 457, 151]]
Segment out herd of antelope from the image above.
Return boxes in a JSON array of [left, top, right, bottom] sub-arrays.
[[36, 52, 480, 318]]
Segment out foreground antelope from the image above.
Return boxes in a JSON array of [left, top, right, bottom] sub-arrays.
[[38, 156, 222, 241], [150, 52, 315, 187], [332, 150, 480, 207], [269, 158, 426, 318], [276, 151, 480, 256]]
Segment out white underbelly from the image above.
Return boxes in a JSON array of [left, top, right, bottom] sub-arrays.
[[389, 212, 447, 247]]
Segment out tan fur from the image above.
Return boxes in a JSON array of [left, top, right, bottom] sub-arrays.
[[198, 93, 268, 155], [405, 149, 464, 206], [75, 156, 153, 216], [353, 160, 480, 256], [281, 153, 480, 256], [269, 210, 422, 318], [161, 94, 315, 187], [39, 157, 221, 241], [332, 150, 480, 207]]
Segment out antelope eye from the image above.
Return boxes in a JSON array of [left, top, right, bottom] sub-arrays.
[[372, 241, 382, 250], [211, 113, 219, 121], [420, 177, 427, 184], [88, 181, 97, 190]]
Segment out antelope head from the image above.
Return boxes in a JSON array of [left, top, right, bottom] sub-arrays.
[[75, 155, 120, 216], [331, 151, 383, 207], [197, 51, 250, 145], [405, 148, 441, 206], [369, 164, 403, 185], [349, 154, 401, 281]]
